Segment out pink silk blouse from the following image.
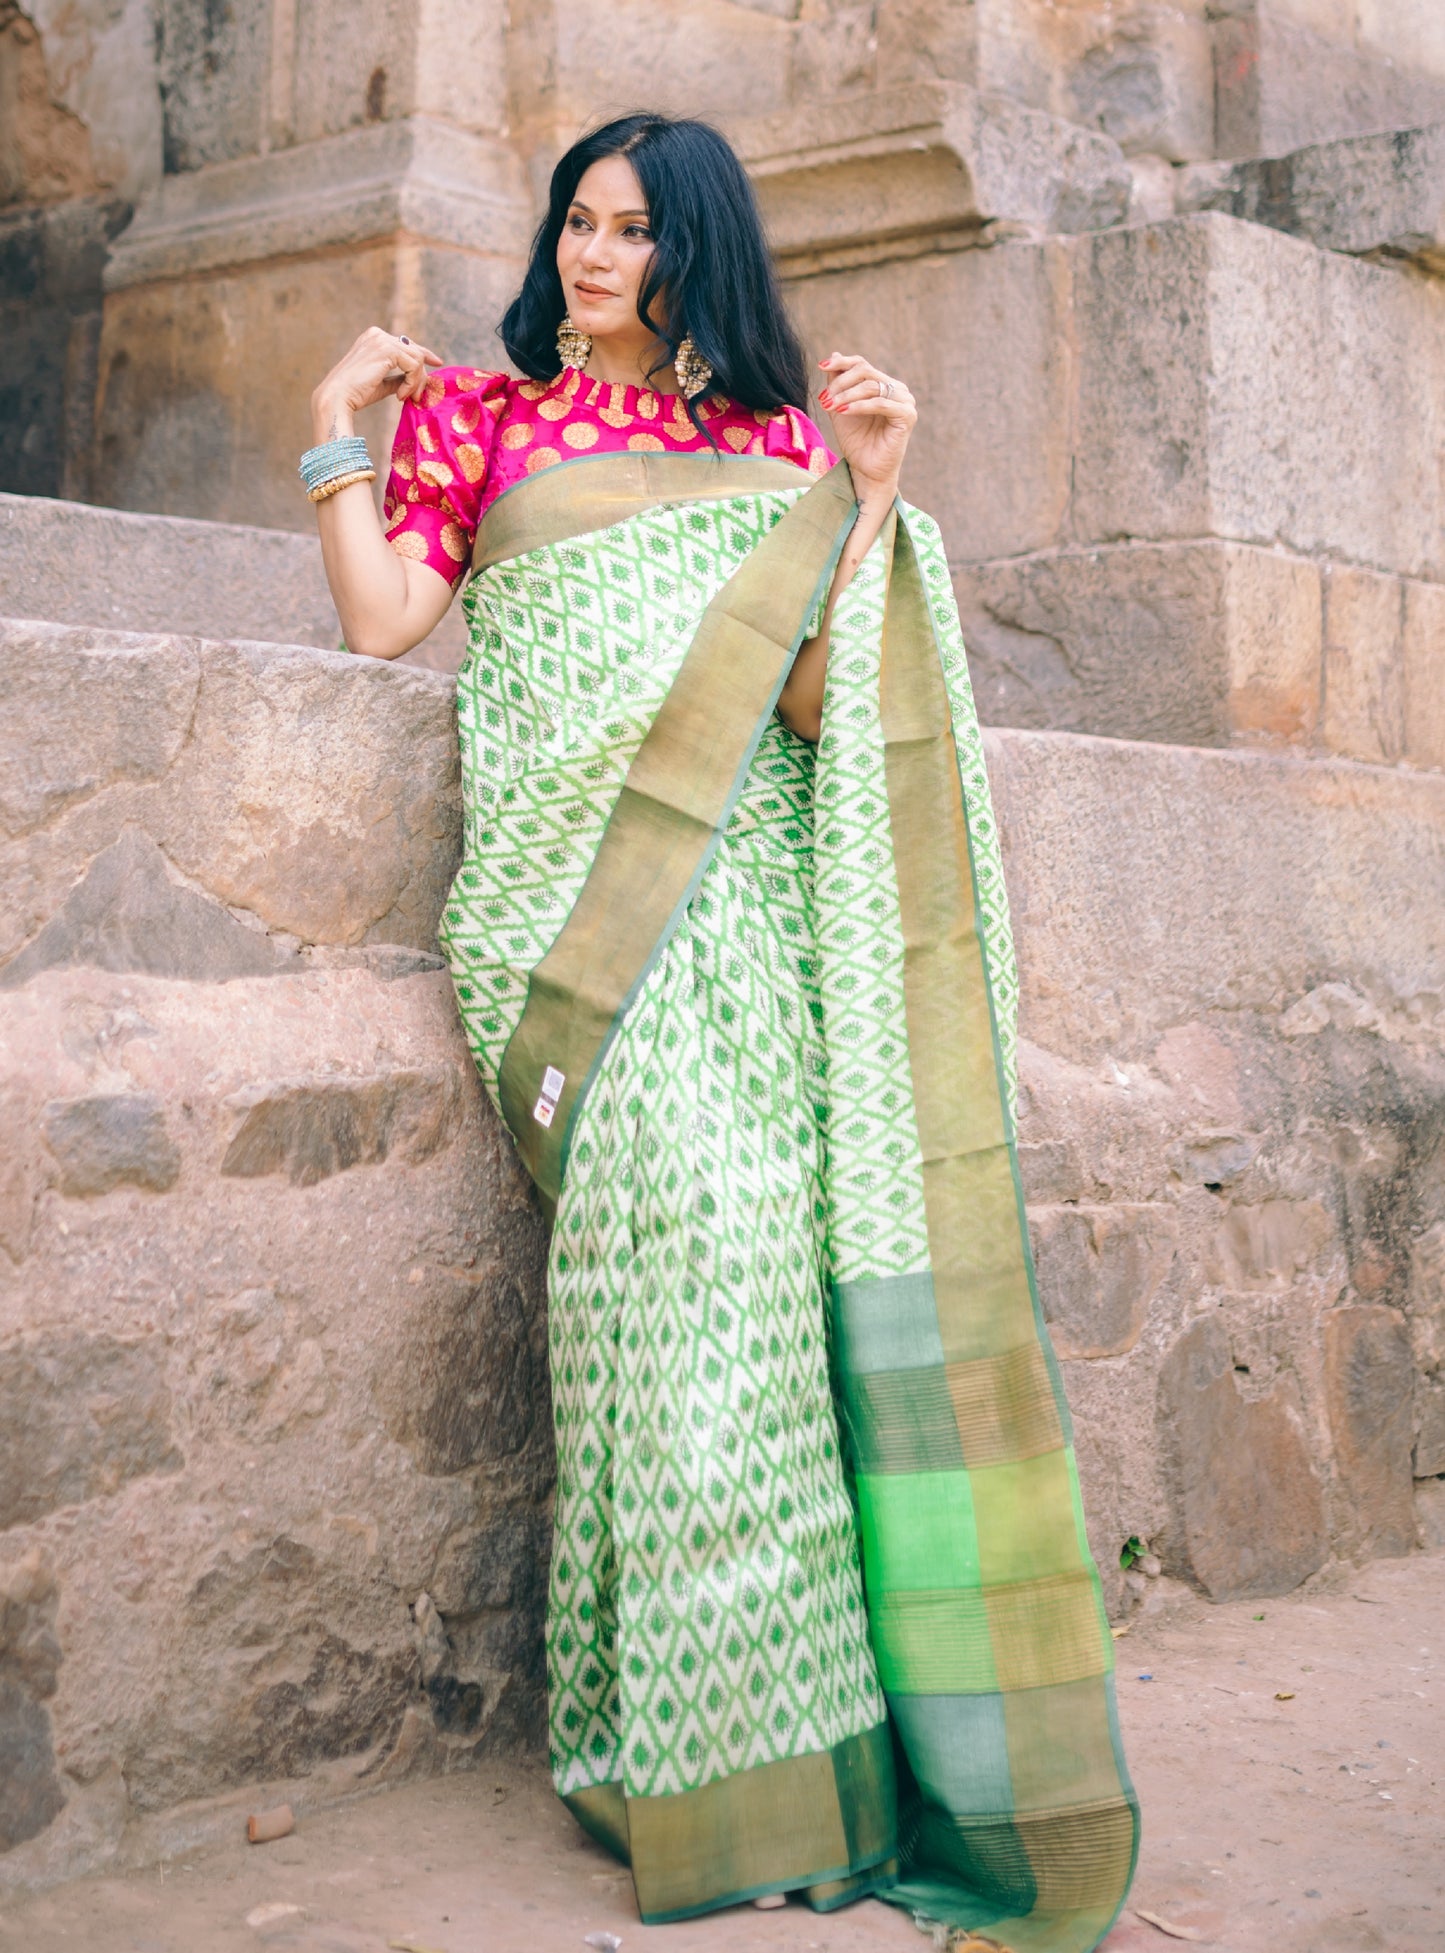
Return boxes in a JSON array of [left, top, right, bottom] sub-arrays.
[[383, 364, 837, 587]]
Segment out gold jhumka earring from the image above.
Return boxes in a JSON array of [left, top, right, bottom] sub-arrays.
[[556, 315, 591, 370], [674, 334, 712, 400]]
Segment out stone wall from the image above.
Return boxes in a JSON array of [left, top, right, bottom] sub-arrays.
[[2, 0, 1444, 1898], [0, 615, 551, 1883], [8, 0, 1445, 519]]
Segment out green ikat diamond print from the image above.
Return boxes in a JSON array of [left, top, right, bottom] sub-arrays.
[[546, 716, 884, 1799], [443, 490, 813, 1094]]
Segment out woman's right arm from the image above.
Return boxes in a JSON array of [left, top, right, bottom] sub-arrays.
[[309, 327, 455, 660]]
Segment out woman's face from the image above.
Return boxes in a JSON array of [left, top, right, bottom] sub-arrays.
[[556, 154, 659, 357]]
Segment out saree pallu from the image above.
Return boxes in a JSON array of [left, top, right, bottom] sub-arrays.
[[439, 454, 1139, 1947]]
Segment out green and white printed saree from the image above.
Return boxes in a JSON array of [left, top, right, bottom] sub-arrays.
[[438, 453, 1138, 1946]]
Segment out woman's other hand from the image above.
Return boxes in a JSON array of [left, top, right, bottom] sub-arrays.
[[776, 352, 917, 743], [310, 327, 444, 442], [817, 352, 917, 505]]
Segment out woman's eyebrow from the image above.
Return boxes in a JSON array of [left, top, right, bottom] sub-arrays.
[[568, 200, 650, 219]]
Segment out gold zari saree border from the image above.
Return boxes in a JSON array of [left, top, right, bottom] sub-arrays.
[[483, 455, 857, 1216]]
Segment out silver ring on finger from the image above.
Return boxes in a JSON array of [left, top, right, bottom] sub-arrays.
[[876, 377, 891, 399], [399, 334, 412, 346]]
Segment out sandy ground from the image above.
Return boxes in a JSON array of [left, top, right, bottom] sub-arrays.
[[2, 1550, 1439, 1953]]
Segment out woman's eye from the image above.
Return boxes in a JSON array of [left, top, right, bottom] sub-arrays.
[[623, 225, 653, 240]]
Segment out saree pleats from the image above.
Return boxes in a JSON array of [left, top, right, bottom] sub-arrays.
[[439, 454, 1138, 1944]]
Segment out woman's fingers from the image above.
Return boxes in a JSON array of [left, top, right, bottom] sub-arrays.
[[818, 351, 913, 415], [830, 397, 918, 425], [382, 337, 431, 402], [822, 375, 915, 416], [828, 379, 914, 410], [819, 358, 873, 400]]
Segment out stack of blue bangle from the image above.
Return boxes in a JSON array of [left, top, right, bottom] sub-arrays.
[[298, 435, 375, 502]]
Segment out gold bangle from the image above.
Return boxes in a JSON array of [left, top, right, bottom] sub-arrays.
[[308, 467, 377, 503]]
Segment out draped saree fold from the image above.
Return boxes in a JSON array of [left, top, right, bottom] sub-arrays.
[[438, 452, 1138, 1946]]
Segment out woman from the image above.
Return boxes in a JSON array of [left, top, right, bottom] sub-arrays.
[[305, 112, 1137, 1948]]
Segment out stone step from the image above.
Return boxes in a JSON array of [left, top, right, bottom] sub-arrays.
[[0, 492, 465, 672], [955, 537, 1445, 765], [2, 614, 1442, 1882]]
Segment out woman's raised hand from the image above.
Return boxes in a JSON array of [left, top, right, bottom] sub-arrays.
[[310, 326, 444, 440], [817, 352, 917, 506]]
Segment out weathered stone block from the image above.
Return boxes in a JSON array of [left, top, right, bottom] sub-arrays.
[[96, 118, 528, 529], [220, 1071, 458, 1187], [0, 830, 297, 989], [1416, 1474, 1445, 1549], [0, 1551, 65, 1853], [1214, 8, 1445, 160], [0, 947, 551, 1840], [1031, 1201, 1177, 1357], [517, 0, 794, 177], [1160, 1314, 1328, 1599], [106, 119, 529, 291], [785, 239, 1075, 564], [0, 1335, 180, 1531], [1167, 1130, 1259, 1189], [788, 214, 1445, 585], [427, 1508, 550, 1617], [956, 539, 1321, 745], [163, 639, 461, 946], [1073, 216, 1445, 583], [0, 196, 132, 504], [95, 247, 504, 534], [1324, 1304, 1416, 1556], [738, 82, 1130, 272], [0, 631, 197, 836], [42, 1094, 180, 1197], [1066, 6, 1214, 162], [1178, 121, 1445, 274], [0, 622, 462, 964], [377, 1275, 540, 1475], [986, 730, 1445, 1060], [1356, 0, 1445, 82], [154, 0, 271, 173], [0, 492, 338, 648], [1210, 1199, 1336, 1289], [1322, 564, 1407, 765], [1415, 1378, 1445, 1478], [0, 490, 460, 679], [145, 1534, 417, 1807], [288, 0, 509, 147], [1403, 579, 1445, 771]]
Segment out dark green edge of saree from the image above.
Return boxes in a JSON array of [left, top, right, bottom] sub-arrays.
[[462, 451, 1138, 1943]]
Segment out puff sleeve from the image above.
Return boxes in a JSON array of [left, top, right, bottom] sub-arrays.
[[762, 402, 837, 477], [383, 367, 510, 586]]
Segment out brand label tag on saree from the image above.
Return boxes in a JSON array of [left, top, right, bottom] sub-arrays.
[[533, 1065, 566, 1127]]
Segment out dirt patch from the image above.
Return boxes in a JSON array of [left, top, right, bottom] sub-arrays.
[[0, 1551, 1440, 1952]]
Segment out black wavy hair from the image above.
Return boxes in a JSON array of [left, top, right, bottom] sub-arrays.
[[499, 112, 810, 435]]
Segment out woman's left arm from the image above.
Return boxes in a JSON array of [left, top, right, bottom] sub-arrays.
[[775, 352, 918, 742]]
